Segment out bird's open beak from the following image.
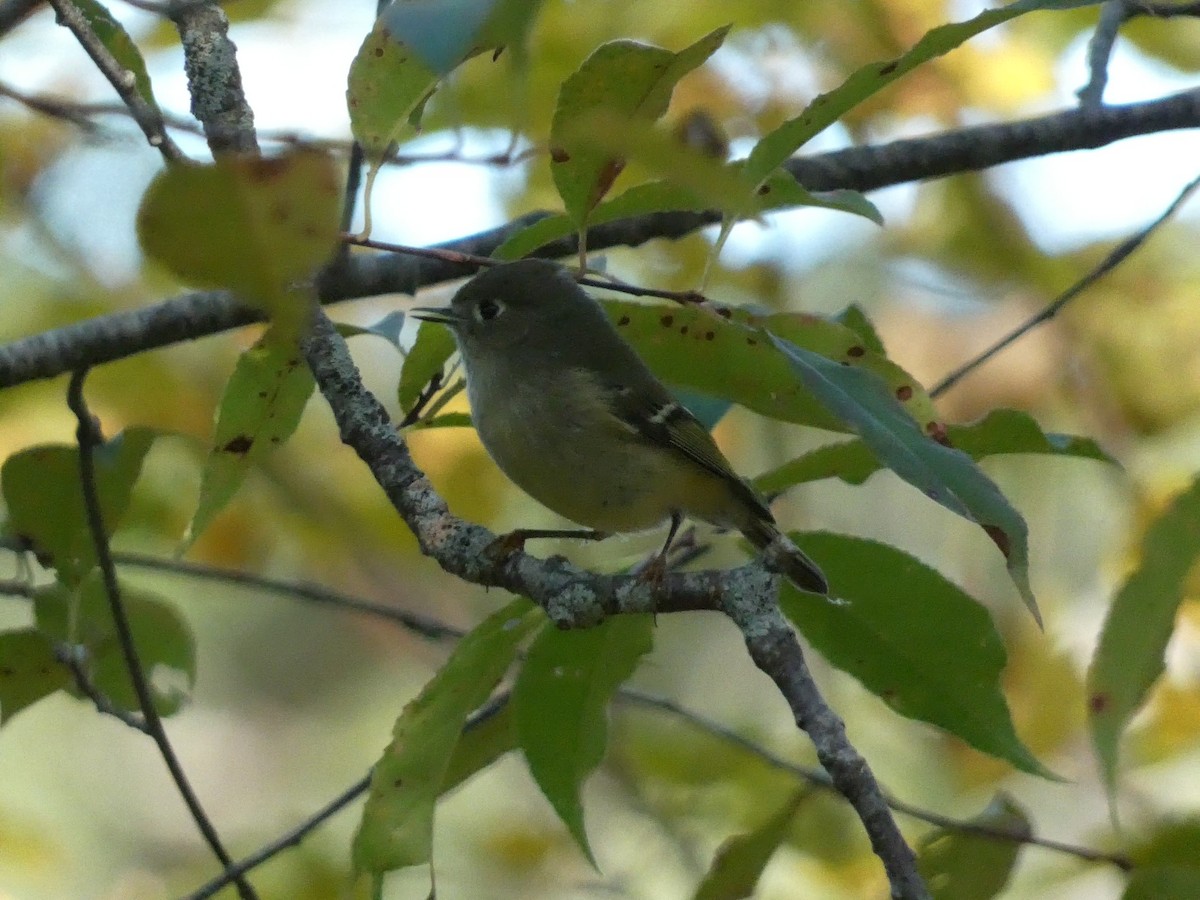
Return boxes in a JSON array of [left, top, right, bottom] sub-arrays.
[[410, 306, 462, 326]]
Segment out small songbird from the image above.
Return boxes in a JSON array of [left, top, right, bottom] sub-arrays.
[[412, 258, 828, 595]]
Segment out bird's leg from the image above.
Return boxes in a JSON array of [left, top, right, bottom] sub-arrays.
[[638, 511, 683, 585], [486, 527, 610, 561]]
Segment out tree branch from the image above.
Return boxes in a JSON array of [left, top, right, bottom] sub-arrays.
[[45, 0, 182, 161], [168, 0, 258, 155], [2, 87, 1198, 389], [67, 370, 258, 900], [300, 306, 929, 898]]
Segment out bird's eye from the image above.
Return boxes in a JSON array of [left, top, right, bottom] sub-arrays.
[[477, 297, 505, 321]]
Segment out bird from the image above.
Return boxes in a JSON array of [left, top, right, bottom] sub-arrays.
[[412, 258, 828, 595]]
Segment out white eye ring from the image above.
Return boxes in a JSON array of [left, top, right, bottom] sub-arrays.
[[476, 297, 505, 322]]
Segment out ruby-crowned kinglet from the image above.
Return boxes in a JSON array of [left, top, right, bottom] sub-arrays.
[[412, 258, 828, 595]]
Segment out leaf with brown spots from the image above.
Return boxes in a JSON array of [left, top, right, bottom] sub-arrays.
[[182, 328, 314, 552], [549, 27, 728, 228], [0, 630, 70, 726], [770, 335, 1042, 626]]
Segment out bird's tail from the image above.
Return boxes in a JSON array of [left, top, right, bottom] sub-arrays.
[[741, 515, 829, 595]]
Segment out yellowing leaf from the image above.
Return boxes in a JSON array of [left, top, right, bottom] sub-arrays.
[[137, 149, 340, 335]]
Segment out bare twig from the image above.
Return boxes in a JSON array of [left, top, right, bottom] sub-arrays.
[[45, 0, 182, 161], [54, 641, 150, 732], [344, 234, 716, 302], [183, 691, 512, 900], [618, 690, 1134, 871], [0, 0, 43, 38], [184, 772, 371, 900], [930, 169, 1200, 398], [112, 550, 464, 641], [1078, 1, 1133, 107], [66, 370, 258, 900]]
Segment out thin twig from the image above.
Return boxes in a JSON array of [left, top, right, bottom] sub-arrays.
[[45, 0, 182, 161], [183, 691, 512, 899], [184, 773, 371, 900], [618, 690, 1133, 871], [344, 235, 713, 303], [1078, 1, 1133, 107], [66, 370, 258, 900], [112, 551, 464, 641], [54, 642, 150, 732], [930, 170, 1200, 398]]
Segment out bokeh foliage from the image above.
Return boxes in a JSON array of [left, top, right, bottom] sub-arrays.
[[1, 1, 1200, 898]]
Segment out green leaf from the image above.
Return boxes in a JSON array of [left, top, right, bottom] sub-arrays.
[[137, 149, 340, 335], [601, 300, 937, 434], [743, 0, 1101, 187], [347, 23, 439, 157], [441, 700, 516, 795], [755, 408, 1113, 495], [494, 169, 880, 262], [353, 599, 542, 873], [1088, 476, 1200, 802], [1128, 817, 1200, 869], [494, 182, 699, 260], [550, 27, 728, 226], [73, 0, 158, 108], [752, 170, 882, 225], [1, 428, 158, 586], [398, 321, 457, 414], [770, 336, 1040, 625], [513, 614, 654, 864], [1124, 869, 1200, 900], [780, 533, 1052, 777], [918, 794, 1030, 900], [183, 329, 315, 551], [693, 790, 806, 900], [0, 630, 70, 725], [35, 573, 195, 716]]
